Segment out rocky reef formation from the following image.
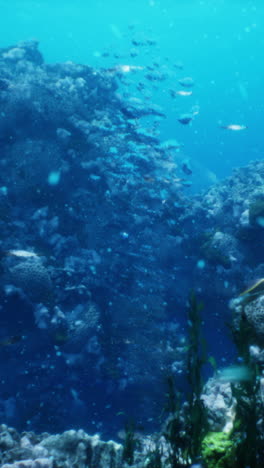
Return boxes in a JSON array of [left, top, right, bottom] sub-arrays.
[[0, 40, 188, 435], [179, 160, 264, 297], [0, 425, 123, 468]]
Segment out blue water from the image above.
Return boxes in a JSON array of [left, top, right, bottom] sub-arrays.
[[1, 0, 263, 189]]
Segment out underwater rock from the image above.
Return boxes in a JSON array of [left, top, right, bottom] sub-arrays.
[[0, 40, 192, 433], [0, 426, 123, 468], [7, 259, 53, 305], [230, 293, 264, 342], [249, 197, 264, 228], [243, 295, 264, 339], [1, 40, 43, 65], [39, 430, 123, 468], [2, 459, 53, 468], [201, 231, 242, 269], [179, 160, 264, 305], [201, 378, 236, 432]]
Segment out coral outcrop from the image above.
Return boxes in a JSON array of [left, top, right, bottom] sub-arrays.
[[0, 425, 123, 468]]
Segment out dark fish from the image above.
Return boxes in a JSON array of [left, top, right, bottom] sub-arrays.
[[181, 159, 192, 175], [146, 39, 157, 46], [178, 114, 193, 125], [131, 39, 143, 47], [130, 49, 138, 58], [0, 335, 22, 347], [178, 76, 194, 87]]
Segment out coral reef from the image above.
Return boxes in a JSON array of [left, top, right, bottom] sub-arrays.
[[0, 40, 187, 434], [0, 39, 264, 460], [0, 425, 123, 468], [7, 259, 53, 305]]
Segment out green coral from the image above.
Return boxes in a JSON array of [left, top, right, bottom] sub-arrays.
[[201, 432, 236, 468]]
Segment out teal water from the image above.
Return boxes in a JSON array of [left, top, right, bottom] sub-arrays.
[[1, 0, 263, 189]]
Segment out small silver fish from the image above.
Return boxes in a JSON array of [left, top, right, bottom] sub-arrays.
[[216, 365, 252, 383], [220, 124, 247, 131], [6, 249, 39, 258]]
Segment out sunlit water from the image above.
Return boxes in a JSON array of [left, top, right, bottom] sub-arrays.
[[1, 0, 263, 191]]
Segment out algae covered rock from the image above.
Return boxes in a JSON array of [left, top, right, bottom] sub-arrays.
[[201, 431, 236, 468]]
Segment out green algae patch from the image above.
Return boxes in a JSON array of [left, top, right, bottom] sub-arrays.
[[201, 432, 236, 468]]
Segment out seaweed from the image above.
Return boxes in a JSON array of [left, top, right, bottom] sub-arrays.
[[231, 377, 260, 468], [162, 292, 209, 466], [229, 311, 263, 467], [144, 446, 163, 468], [185, 291, 209, 461], [162, 376, 188, 467], [122, 422, 138, 465], [156, 291, 264, 467]]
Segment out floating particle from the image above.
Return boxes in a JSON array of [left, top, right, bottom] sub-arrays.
[[120, 231, 129, 239], [48, 171, 61, 185]]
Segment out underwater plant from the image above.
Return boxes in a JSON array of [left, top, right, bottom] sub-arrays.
[[149, 291, 263, 468], [201, 431, 236, 468], [122, 422, 138, 465], [229, 306, 263, 467], [143, 446, 163, 468], [185, 292, 209, 462], [162, 292, 208, 467], [162, 375, 189, 467]]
